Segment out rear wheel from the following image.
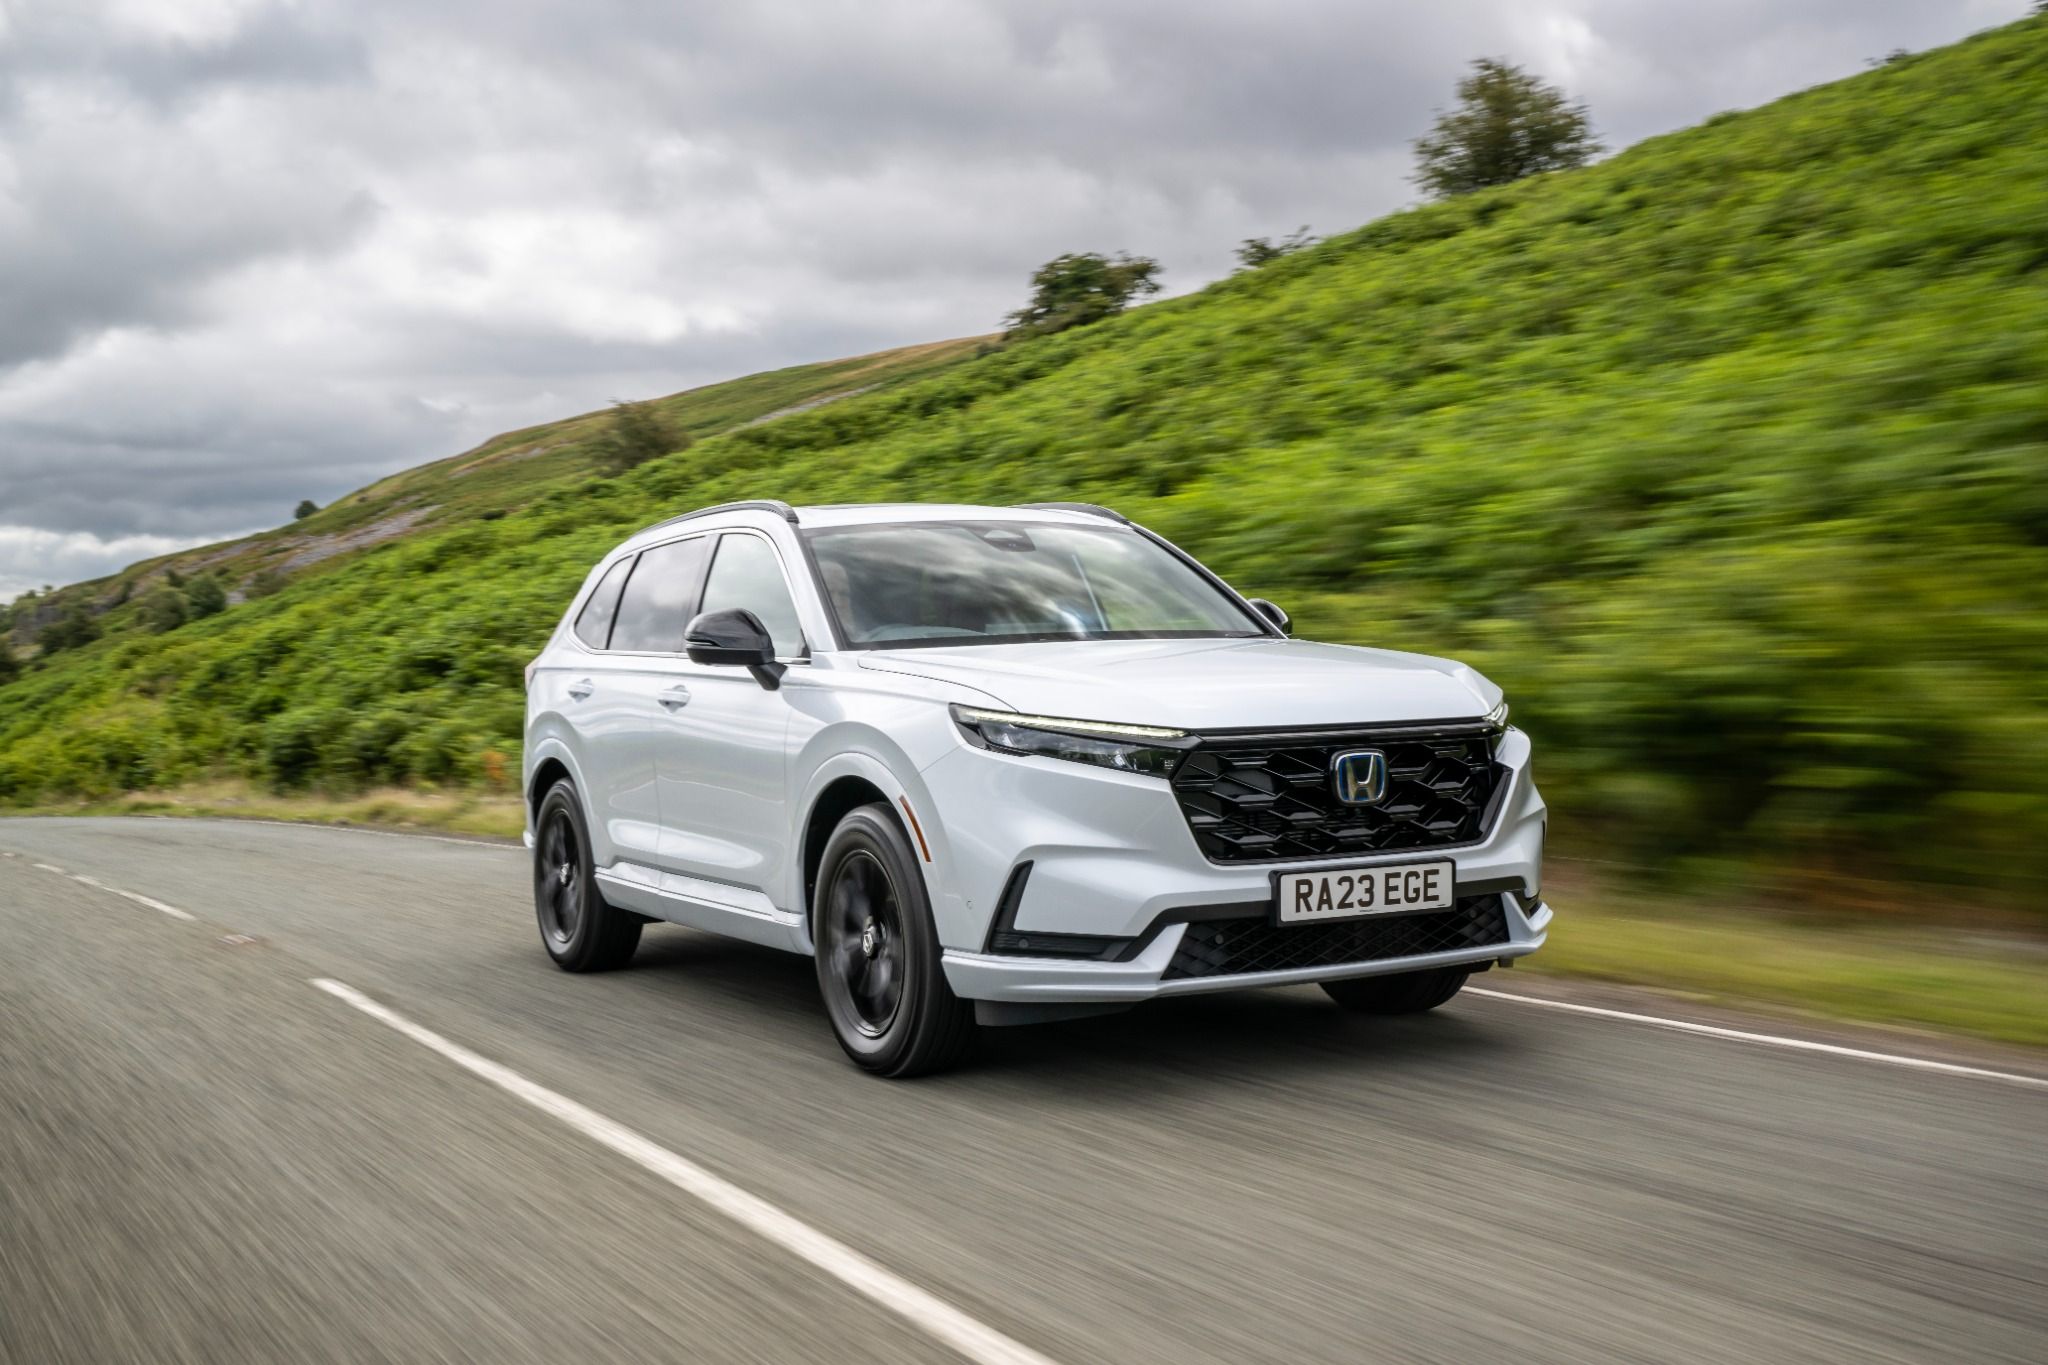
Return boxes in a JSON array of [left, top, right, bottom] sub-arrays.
[[534, 779, 641, 972], [814, 804, 975, 1077], [1320, 966, 1469, 1014]]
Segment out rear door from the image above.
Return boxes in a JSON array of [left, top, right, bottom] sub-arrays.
[[583, 534, 711, 872]]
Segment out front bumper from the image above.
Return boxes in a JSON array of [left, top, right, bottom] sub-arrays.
[[942, 894, 1548, 1003], [920, 725, 1548, 1003]]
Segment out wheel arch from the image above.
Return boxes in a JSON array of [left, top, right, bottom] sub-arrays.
[[521, 736, 597, 855], [794, 752, 935, 951]]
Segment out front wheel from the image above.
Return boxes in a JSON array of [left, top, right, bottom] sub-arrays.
[[813, 805, 975, 1077], [533, 779, 642, 972], [1320, 966, 1469, 1014]]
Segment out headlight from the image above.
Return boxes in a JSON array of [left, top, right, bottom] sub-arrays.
[[950, 706, 1193, 777], [1484, 699, 1510, 729]]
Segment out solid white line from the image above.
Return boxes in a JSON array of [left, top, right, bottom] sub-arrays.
[[32, 862, 66, 874], [308, 977, 1059, 1365], [1466, 987, 2048, 1090]]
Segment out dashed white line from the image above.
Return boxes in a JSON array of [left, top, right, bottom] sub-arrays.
[[310, 977, 1059, 1365], [18, 858, 197, 921], [100, 881, 196, 921], [1466, 987, 2048, 1090]]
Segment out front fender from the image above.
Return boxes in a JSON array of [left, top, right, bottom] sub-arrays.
[[789, 724, 968, 950]]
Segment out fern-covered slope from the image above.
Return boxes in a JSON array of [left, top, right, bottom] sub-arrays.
[[4, 17, 2045, 900]]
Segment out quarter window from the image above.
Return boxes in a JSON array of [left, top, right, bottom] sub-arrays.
[[700, 533, 804, 657], [572, 556, 635, 649], [608, 536, 710, 653]]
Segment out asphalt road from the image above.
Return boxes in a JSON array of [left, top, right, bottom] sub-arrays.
[[2, 817, 2042, 1365]]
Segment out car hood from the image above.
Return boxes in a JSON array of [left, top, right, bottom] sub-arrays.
[[856, 637, 1499, 732]]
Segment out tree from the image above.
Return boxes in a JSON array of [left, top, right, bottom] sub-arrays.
[[1003, 252, 1161, 339], [594, 399, 687, 476], [184, 574, 228, 620], [1412, 58, 1601, 199], [1234, 226, 1320, 271], [0, 638, 17, 685], [295, 499, 319, 521], [39, 606, 101, 654]]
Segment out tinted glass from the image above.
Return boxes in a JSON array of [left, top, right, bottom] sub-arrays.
[[608, 536, 710, 653], [572, 556, 635, 648], [804, 522, 1263, 648], [700, 533, 804, 657]]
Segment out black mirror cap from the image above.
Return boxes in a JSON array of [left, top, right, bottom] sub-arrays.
[[1248, 598, 1291, 635], [685, 608, 775, 666]]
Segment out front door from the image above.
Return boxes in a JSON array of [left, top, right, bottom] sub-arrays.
[[654, 530, 806, 902]]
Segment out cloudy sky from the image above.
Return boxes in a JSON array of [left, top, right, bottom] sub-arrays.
[[0, 0, 2024, 597]]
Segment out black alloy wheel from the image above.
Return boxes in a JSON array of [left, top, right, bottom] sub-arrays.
[[536, 805, 585, 949], [813, 804, 975, 1077], [532, 778, 642, 972], [825, 849, 906, 1037]]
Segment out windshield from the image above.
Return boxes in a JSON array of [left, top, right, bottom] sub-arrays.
[[803, 521, 1266, 649]]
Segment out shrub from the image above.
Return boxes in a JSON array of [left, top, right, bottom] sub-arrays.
[[140, 587, 190, 633], [593, 399, 687, 475], [184, 575, 228, 620]]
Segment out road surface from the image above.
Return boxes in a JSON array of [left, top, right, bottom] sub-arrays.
[[1, 817, 2042, 1364]]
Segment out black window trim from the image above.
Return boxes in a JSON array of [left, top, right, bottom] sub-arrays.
[[576, 533, 713, 658], [795, 518, 1277, 653], [571, 552, 639, 651]]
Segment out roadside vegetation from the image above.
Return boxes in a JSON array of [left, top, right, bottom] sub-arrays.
[[3, 16, 2047, 946]]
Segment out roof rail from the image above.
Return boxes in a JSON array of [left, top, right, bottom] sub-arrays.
[[1015, 501, 1130, 525], [637, 499, 799, 537]]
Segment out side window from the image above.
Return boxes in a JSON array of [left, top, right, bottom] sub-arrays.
[[572, 556, 635, 649], [700, 533, 804, 657], [609, 537, 711, 653]]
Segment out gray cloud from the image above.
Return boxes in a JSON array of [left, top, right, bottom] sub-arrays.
[[0, 0, 2027, 595]]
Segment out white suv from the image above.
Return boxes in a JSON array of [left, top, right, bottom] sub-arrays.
[[524, 501, 1548, 1075]]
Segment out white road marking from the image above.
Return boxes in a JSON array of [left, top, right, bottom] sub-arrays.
[[19, 858, 198, 921], [1467, 987, 2048, 1090], [309, 977, 1060, 1365], [104, 884, 197, 921], [68, 871, 196, 920]]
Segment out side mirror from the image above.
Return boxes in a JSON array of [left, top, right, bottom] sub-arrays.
[[685, 608, 783, 688], [1248, 598, 1291, 636]]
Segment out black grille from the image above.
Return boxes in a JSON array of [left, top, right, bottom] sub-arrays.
[[1171, 730, 1504, 863], [1163, 897, 1508, 980]]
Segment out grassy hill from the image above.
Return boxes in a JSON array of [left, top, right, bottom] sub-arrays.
[[4, 15, 2046, 908]]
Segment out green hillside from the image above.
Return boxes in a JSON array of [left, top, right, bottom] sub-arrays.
[[4, 16, 2046, 905]]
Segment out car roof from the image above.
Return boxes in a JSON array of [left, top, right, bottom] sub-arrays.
[[792, 502, 1118, 529], [618, 501, 1123, 552]]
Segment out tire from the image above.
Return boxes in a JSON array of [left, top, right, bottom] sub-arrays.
[[1320, 966, 1469, 1014], [533, 778, 642, 973], [813, 804, 975, 1077]]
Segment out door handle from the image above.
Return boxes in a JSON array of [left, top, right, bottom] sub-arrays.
[[566, 678, 594, 701], [657, 685, 692, 710]]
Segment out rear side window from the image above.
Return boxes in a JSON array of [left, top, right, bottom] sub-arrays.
[[700, 533, 805, 657], [572, 556, 635, 648], [608, 536, 711, 653]]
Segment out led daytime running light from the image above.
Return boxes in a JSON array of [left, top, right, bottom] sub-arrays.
[[952, 708, 1186, 742]]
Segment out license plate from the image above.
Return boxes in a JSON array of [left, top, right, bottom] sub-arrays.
[[1274, 860, 1456, 924]]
